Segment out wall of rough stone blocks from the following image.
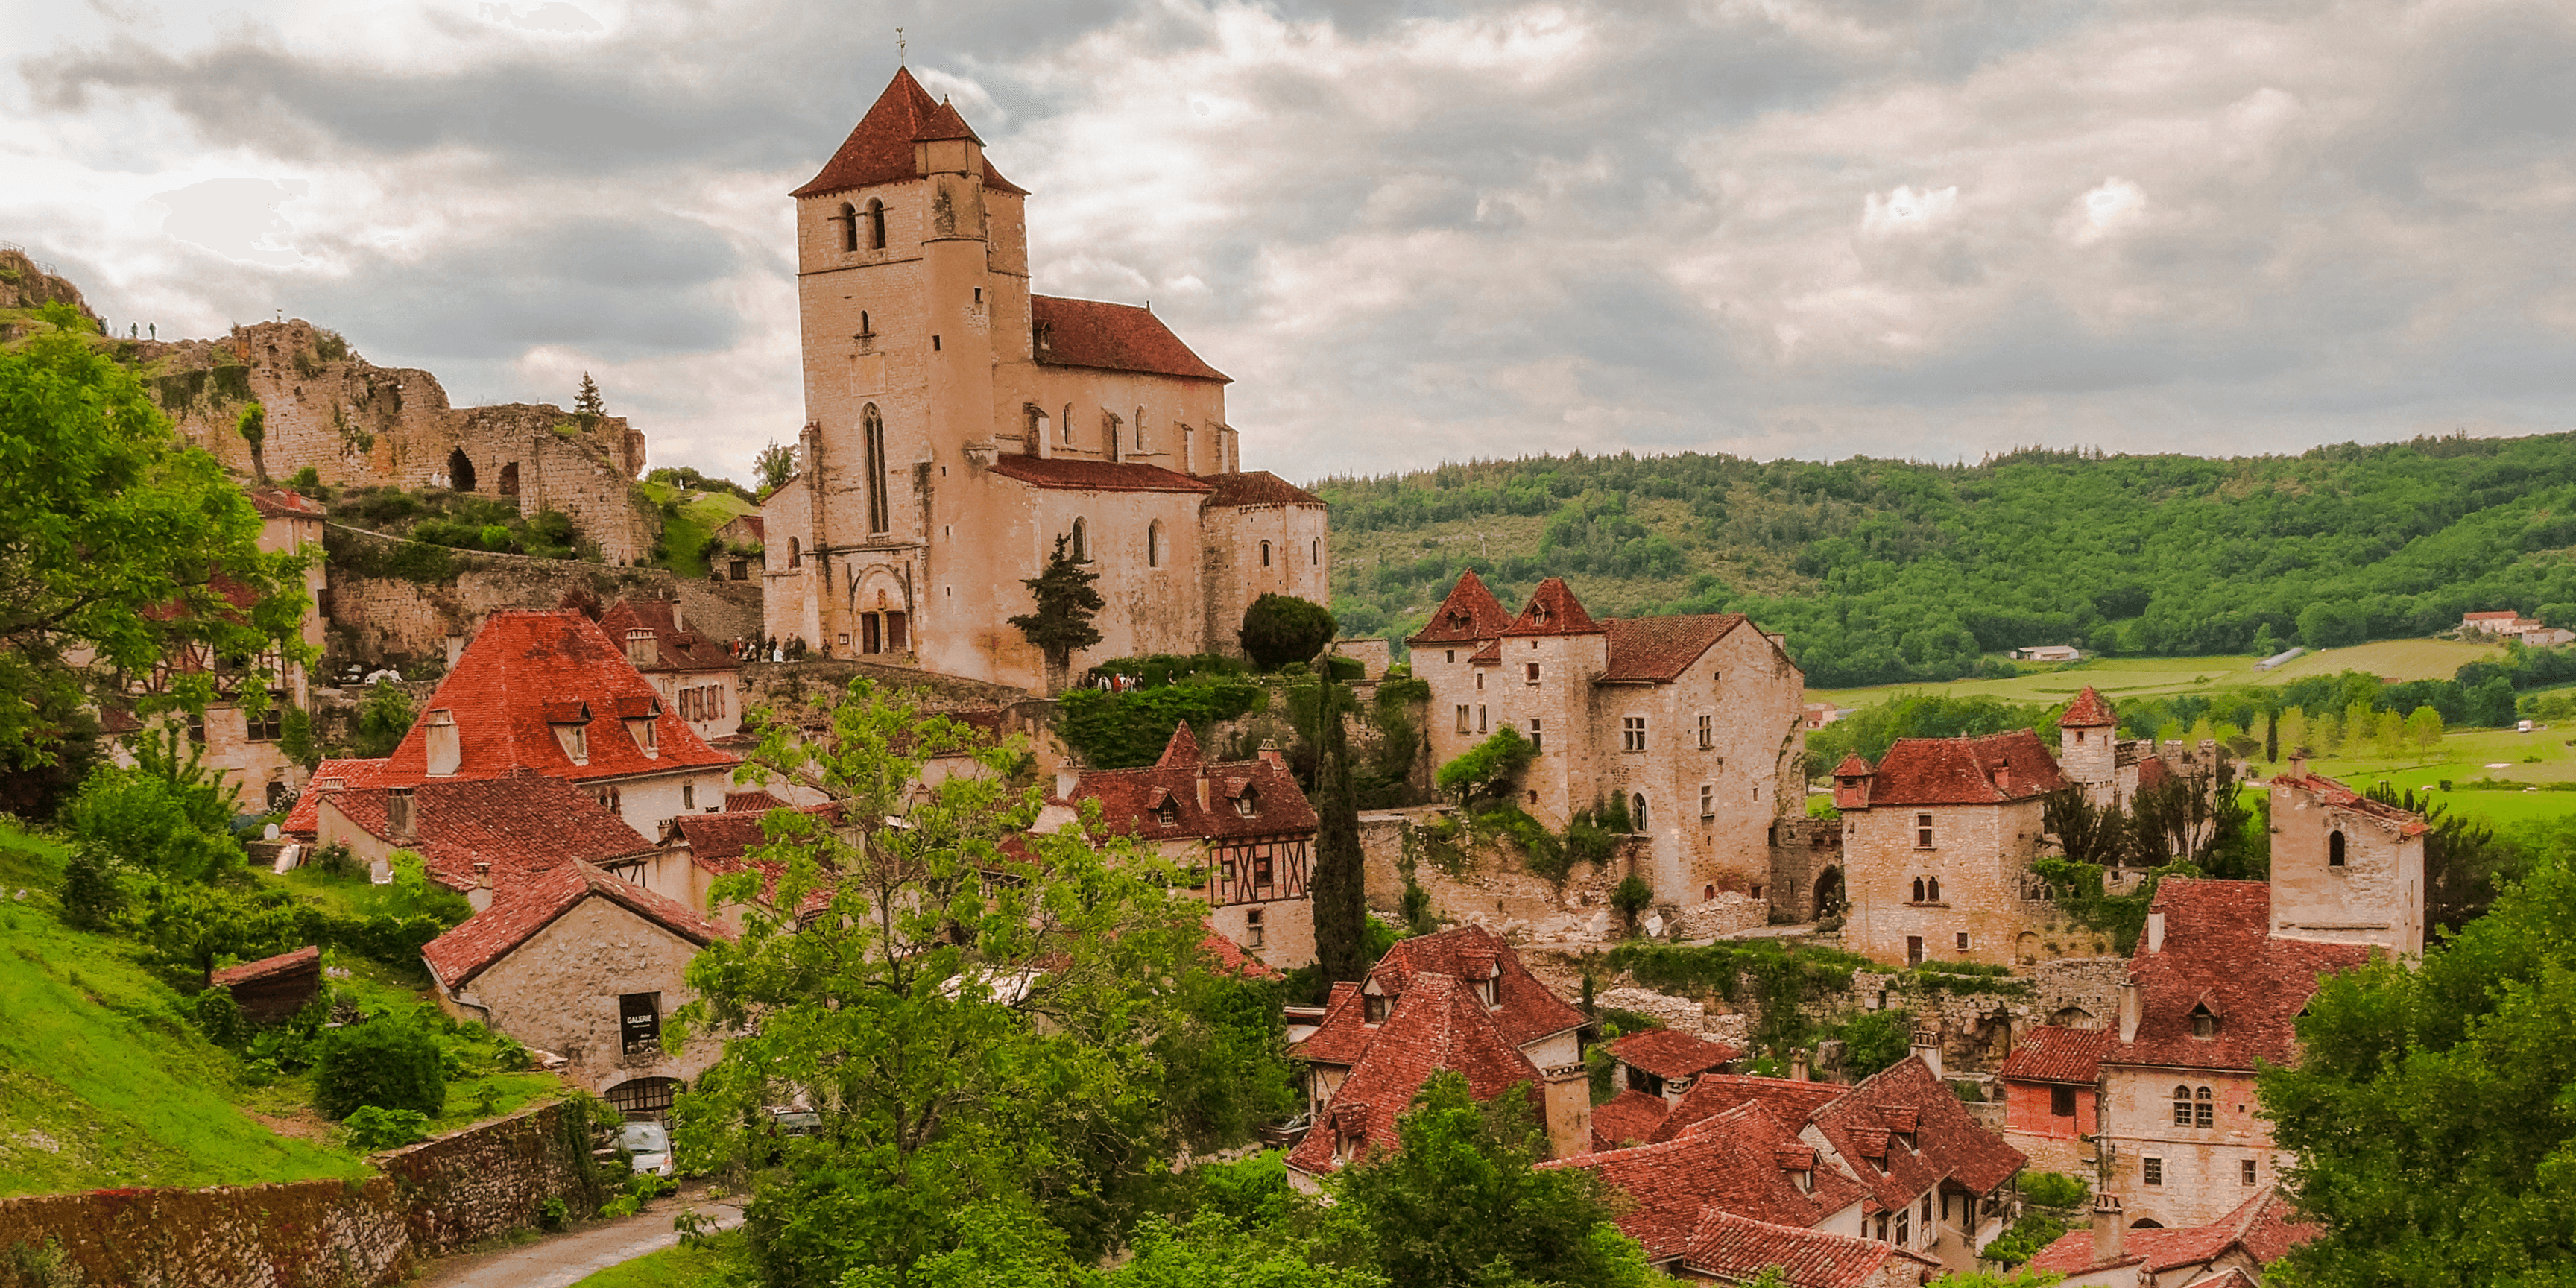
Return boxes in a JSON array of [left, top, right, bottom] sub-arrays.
[[1840, 956, 2130, 1076], [323, 528, 761, 666], [0, 1100, 600, 1288]]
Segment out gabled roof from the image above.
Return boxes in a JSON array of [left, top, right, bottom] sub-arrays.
[[322, 773, 658, 893], [1501, 578, 1603, 637], [598, 599, 741, 675], [1609, 1027, 1740, 1080], [724, 789, 785, 813], [282, 757, 392, 836], [1860, 730, 2069, 806], [1363, 924, 1587, 1049], [1407, 569, 1515, 646], [2269, 770, 2430, 836], [1203, 471, 1325, 508], [2061, 686, 2118, 729], [986, 455, 1215, 494], [1541, 1101, 1866, 1260], [1805, 1056, 2026, 1206], [1998, 1024, 2112, 1085], [2027, 1187, 2315, 1277], [211, 945, 320, 989], [2111, 880, 2372, 1072], [1284, 972, 1541, 1176], [379, 610, 737, 786], [247, 488, 322, 520], [423, 860, 727, 990], [793, 68, 1026, 198], [669, 803, 843, 914], [1679, 1210, 1941, 1288], [1066, 724, 1318, 842], [1295, 981, 1377, 1066], [1029, 294, 1229, 382], [1649, 1074, 1849, 1144], [1591, 1088, 1672, 1151], [1600, 614, 1752, 683]]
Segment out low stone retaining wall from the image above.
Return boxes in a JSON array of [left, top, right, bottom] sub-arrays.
[[0, 1100, 603, 1288]]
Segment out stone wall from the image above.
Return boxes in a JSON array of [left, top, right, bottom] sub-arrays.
[[1353, 807, 1644, 947], [1844, 956, 2130, 1076], [0, 1100, 602, 1288], [323, 527, 762, 666]]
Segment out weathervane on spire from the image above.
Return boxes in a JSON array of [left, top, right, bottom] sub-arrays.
[[895, 27, 906, 65]]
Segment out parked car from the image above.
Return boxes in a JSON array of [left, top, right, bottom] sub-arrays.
[[620, 1120, 675, 1176]]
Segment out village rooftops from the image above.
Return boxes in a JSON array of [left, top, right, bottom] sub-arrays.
[[2115, 880, 2373, 1073], [1060, 724, 1318, 842], [320, 772, 658, 894], [1029, 294, 1230, 383], [792, 67, 1027, 198], [1608, 1027, 1741, 1081], [1802, 1056, 2027, 1211], [1283, 971, 1542, 1178], [2027, 1187, 2315, 1278], [1996, 1024, 2114, 1085], [423, 860, 728, 991], [1344, 924, 1585, 1055], [282, 756, 392, 836], [1648, 1074, 1850, 1144], [1406, 569, 1514, 645], [1678, 1209, 1942, 1288], [1591, 1088, 1673, 1150], [599, 598, 740, 675], [1599, 614, 1758, 683], [1834, 729, 2071, 808], [1539, 1100, 1869, 1261]]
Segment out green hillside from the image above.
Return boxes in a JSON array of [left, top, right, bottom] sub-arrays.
[[1316, 432, 2576, 687]]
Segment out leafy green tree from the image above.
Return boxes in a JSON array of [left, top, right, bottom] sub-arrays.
[[59, 842, 126, 929], [1011, 534, 1105, 681], [2364, 780, 2505, 934], [58, 729, 244, 883], [1609, 875, 1653, 929], [2041, 787, 2126, 868], [351, 680, 416, 757], [2467, 675, 2517, 726], [1433, 727, 1536, 809], [1105, 1213, 1389, 1288], [1328, 1070, 1659, 1287], [1311, 665, 1369, 983], [672, 678, 1292, 1282], [1240, 594, 1337, 672], [2260, 830, 2576, 1284], [754, 439, 800, 495], [313, 1018, 447, 1120], [235, 401, 268, 484], [1834, 1007, 1915, 1079], [2405, 704, 2443, 750], [0, 303, 311, 770], [2264, 709, 2279, 763]]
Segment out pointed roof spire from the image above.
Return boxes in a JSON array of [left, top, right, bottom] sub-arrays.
[[1502, 578, 1604, 637], [794, 68, 1025, 199], [1155, 722, 1205, 768], [1406, 569, 1514, 645], [2061, 686, 2118, 729]]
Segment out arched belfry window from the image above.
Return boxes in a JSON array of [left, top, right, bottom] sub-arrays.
[[1260, 540, 1272, 567], [1071, 518, 1088, 563], [866, 198, 886, 250], [863, 405, 890, 534], [788, 537, 801, 569], [839, 201, 859, 253], [1147, 520, 1164, 569], [2328, 829, 2346, 867], [1632, 793, 1648, 833]]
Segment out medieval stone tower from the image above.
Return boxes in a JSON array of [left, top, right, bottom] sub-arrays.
[[761, 69, 1328, 692]]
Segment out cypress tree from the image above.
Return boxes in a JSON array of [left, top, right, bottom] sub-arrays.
[[2265, 709, 2280, 764], [1007, 534, 1104, 686], [1310, 663, 1368, 982]]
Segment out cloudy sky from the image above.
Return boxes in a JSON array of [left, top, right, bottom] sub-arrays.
[[6, 0, 2574, 484]]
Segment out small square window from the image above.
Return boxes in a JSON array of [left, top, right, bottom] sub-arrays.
[[1700, 784, 1715, 818], [1456, 705, 1471, 733], [1916, 813, 1935, 848], [1528, 719, 1543, 754], [1955, 932, 1970, 951], [2051, 1085, 2077, 1117], [2241, 1158, 2258, 1186], [1622, 716, 1647, 752], [2143, 1157, 2164, 1186], [1525, 662, 1540, 684], [1245, 909, 1265, 948]]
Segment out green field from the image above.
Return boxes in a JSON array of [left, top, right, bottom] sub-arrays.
[[2279, 723, 2576, 827], [637, 482, 757, 579], [1807, 638, 2507, 708]]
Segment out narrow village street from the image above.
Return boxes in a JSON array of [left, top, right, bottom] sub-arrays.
[[416, 1187, 742, 1288]]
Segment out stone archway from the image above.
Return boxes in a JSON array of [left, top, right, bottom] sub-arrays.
[[1813, 866, 1845, 918], [498, 461, 520, 497], [447, 446, 477, 493]]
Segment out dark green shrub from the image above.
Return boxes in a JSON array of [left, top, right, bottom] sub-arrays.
[[1436, 727, 1535, 806], [1238, 593, 1336, 670], [1610, 876, 1653, 924], [1833, 1007, 1916, 1078], [59, 845, 126, 929], [190, 985, 247, 1046], [312, 1019, 447, 1120]]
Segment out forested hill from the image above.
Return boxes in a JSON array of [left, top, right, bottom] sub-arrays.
[[1313, 432, 2576, 689]]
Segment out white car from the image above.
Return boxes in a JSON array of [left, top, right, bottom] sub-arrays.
[[619, 1120, 675, 1176]]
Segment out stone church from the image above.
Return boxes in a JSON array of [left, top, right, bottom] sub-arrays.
[[760, 69, 1328, 692]]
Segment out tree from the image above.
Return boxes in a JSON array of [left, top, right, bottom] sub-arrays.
[[1240, 595, 1337, 672], [2405, 704, 2444, 751], [2264, 709, 2279, 763], [236, 401, 268, 484], [2363, 780, 2505, 935], [754, 440, 800, 495], [1010, 534, 1105, 684], [1433, 727, 1536, 809], [2467, 675, 2517, 727], [2258, 831, 2576, 1284], [2129, 756, 2258, 878], [313, 1017, 447, 1120], [573, 372, 604, 426], [1328, 1070, 1658, 1287], [58, 727, 244, 883], [2373, 709, 2406, 757], [351, 679, 417, 757], [2041, 786, 2126, 868], [1310, 664, 1368, 984], [672, 678, 1294, 1282], [1835, 1008, 1914, 1079], [0, 304, 311, 770]]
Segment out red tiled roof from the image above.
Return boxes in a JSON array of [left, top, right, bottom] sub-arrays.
[[247, 488, 321, 519], [2463, 610, 2519, 620], [2061, 686, 2118, 729], [322, 774, 657, 893], [1860, 730, 2070, 806], [1998, 1025, 2112, 1085], [2028, 1189, 2312, 1278], [1609, 1027, 1740, 1080], [423, 861, 727, 990], [669, 804, 845, 915], [379, 610, 737, 786], [1407, 570, 1514, 645], [1679, 1210, 1940, 1287], [2269, 771, 2430, 836], [599, 599, 742, 675], [2111, 880, 2372, 1073], [986, 455, 1216, 494], [1284, 972, 1542, 1176], [1501, 578, 1603, 637], [211, 945, 319, 988], [1649, 1074, 1848, 1145], [1591, 1088, 1672, 1151], [2137, 755, 2174, 790], [1202, 923, 1283, 980], [1067, 724, 1318, 842], [793, 68, 1026, 198], [724, 789, 786, 812], [914, 97, 981, 145], [282, 757, 392, 836], [1029, 294, 1229, 382], [1544, 1101, 1864, 1260], [1805, 1057, 2026, 1208], [1203, 470, 1324, 508], [1600, 615, 1749, 683], [1295, 981, 1377, 1066], [1363, 924, 1587, 1050]]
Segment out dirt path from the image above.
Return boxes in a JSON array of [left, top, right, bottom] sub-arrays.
[[416, 1187, 742, 1288]]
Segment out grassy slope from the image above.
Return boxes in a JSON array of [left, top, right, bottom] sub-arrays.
[[637, 482, 757, 578], [2281, 724, 2576, 827], [1806, 638, 2507, 706]]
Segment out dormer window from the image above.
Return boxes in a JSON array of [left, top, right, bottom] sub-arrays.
[[1477, 976, 1498, 1008], [547, 701, 593, 765], [1363, 992, 1389, 1024], [1233, 787, 1258, 818], [1155, 802, 1178, 827], [2191, 1003, 2219, 1038]]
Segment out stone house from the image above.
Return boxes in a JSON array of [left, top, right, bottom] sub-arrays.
[[297, 609, 739, 841], [1672, 1210, 1943, 1287], [599, 596, 747, 743], [2098, 880, 2371, 1228], [1607, 1027, 1741, 1105], [423, 859, 730, 1114], [1036, 724, 1320, 970], [709, 514, 764, 582], [2266, 758, 2425, 959], [1997, 1023, 2112, 1178], [309, 771, 660, 900], [209, 945, 321, 1022], [642, 804, 843, 935], [760, 69, 1328, 691], [1409, 571, 1807, 907], [1832, 728, 2069, 968], [2024, 1188, 2314, 1287]]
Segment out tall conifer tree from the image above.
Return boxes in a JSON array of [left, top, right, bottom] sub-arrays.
[[1310, 662, 1367, 982]]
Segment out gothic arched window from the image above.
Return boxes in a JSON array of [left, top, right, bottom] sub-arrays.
[[863, 405, 889, 534], [1632, 793, 1648, 833], [788, 537, 801, 569], [2329, 829, 2346, 867], [866, 198, 886, 250], [1071, 518, 1088, 563], [839, 201, 858, 253], [1260, 540, 1272, 567], [1913, 877, 1926, 903], [1926, 877, 1942, 903], [1147, 520, 1164, 569]]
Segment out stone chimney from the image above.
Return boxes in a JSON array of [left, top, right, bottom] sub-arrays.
[[423, 709, 460, 777], [1540, 1064, 1594, 1161], [1788, 1048, 1809, 1082], [2288, 748, 2308, 779], [2146, 910, 2167, 953], [468, 859, 493, 912], [1911, 1026, 1942, 1079], [1054, 769, 1080, 801], [1257, 738, 1285, 768], [2118, 977, 2141, 1042], [626, 629, 657, 669], [2091, 1193, 2124, 1265], [386, 786, 417, 844]]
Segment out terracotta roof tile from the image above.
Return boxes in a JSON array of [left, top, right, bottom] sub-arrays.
[[1284, 972, 1542, 1176], [1591, 1088, 1672, 1151], [1648, 1075, 1848, 1143], [912, 97, 981, 144], [1609, 1027, 1740, 1080], [1501, 578, 1603, 637], [2269, 771, 2430, 836], [1203, 470, 1324, 508], [1998, 1025, 2112, 1085], [1407, 570, 1514, 645], [247, 488, 322, 519], [669, 804, 845, 914], [211, 945, 319, 988], [1201, 923, 1283, 980], [2027, 1189, 2312, 1278], [1860, 730, 2070, 806], [423, 861, 727, 989], [2061, 686, 2118, 729], [1067, 724, 1318, 842], [598, 599, 742, 675], [724, 789, 785, 812], [1807, 1056, 2027, 1204], [1544, 1102, 1863, 1259], [322, 774, 657, 893], [1294, 982, 1377, 1067], [1679, 1210, 1941, 1287], [1600, 614, 1749, 683], [1363, 924, 1587, 1049], [793, 68, 1026, 198], [2111, 880, 2372, 1073], [1029, 294, 1228, 382], [282, 757, 392, 836], [986, 455, 1215, 494]]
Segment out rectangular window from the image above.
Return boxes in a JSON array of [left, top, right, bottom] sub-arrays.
[[2051, 1085, 2077, 1117], [1525, 662, 1540, 685], [1245, 909, 1265, 948], [1456, 705, 1471, 733], [1622, 716, 1647, 752], [2241, 1159, 2258, 1186], [1699, 714, 1713, 748], [1445, 649, 1456, 663], [2144, 1157, 2164, 1186], [1527, 719, 1542, 754], [1895, 1210, 1909, 1246], [1701, 784, 1715, 818], [1955, 932, 1970, 951], [247, 692, 287, 742], [619, 992, 662, 1054], [2197, 1096, 2214, 1129], [1476, 670, 1484, 690], [682, 783, 695, 810], [1907, 935, 1925, 967], [1478, 705, 1489, 734], [1916, 813, 1935, 848]]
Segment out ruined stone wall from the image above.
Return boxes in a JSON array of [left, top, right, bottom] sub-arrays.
[[1841, 956, 2130, 1076], [0, 1099, 600, 1288], [322, 527, 761, 666], [0, 247, 98, 327], [1352, 807, 1643, 946]]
